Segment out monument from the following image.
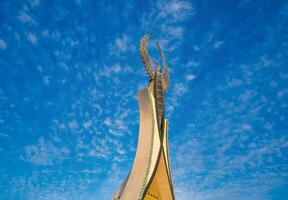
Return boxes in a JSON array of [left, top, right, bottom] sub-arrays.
[[112, 34, 175, 200]]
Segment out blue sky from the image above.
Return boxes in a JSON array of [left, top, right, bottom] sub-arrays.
[[0, 0, 288, 199]]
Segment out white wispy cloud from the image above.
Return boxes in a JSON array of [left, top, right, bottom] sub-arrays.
[[25, 137, 70, 166], [193, 45, 200, 51], [213, 40, 223, 49], [83, 120, 93, 129], [187, 60, 200, 68], [115, 34, 133, 53], [27, 32, 38, 45], [0, 39, 7, 50], [30, 0, 40, 7], [105, 118, 128, 136], [227, 78, 243, 88], [18, 8, 35, 24], [158, 0, 195, 21], [186, 74, 196, 81], [98, 63, 132, 78], [161, 25, 184, 39], [68, 119, 80, 131], [87, 137, 112, 159], [43, 76, 50, 84], [109, 34, 135, 56], [166, 82, 189, 115]]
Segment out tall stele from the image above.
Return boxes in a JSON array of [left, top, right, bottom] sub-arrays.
[[112, 34, 175, 200]]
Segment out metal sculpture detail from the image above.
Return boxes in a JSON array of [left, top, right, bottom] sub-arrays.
[[140, 34, 170, 130], [111, 35, 175, 200], [140, 34, 169, 92]]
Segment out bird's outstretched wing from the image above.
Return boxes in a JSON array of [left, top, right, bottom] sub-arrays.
[[140, 34, 154, 80], [156, 41, 170, 92]]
